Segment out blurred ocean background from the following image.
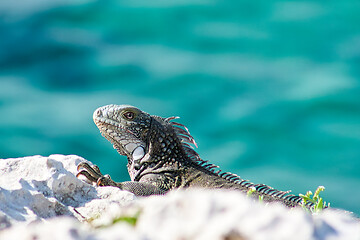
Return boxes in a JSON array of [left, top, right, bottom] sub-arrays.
[[0, 1, 359, 215]]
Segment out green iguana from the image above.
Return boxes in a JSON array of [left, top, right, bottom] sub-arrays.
[[77, 104, 313, 208]]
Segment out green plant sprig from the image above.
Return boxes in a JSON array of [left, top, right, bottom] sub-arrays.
[[299, 186, 330, 214]]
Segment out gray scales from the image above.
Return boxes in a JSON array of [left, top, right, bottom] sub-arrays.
[[77, 104, 313, 209]]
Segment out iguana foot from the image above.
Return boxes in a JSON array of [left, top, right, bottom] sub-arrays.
[[76, 162, 117, 187]]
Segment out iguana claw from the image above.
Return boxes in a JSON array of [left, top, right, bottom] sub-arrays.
[[77, 162, 118, 187]]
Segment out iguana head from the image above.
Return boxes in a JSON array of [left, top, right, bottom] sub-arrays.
[[93, 104, 198, 180]]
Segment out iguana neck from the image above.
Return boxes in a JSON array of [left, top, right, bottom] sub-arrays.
[[130, 115, 190, 182]]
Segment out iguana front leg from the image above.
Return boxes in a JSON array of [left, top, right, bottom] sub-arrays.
[[76, 162, 118, 187], [76, 162, 166, 196]]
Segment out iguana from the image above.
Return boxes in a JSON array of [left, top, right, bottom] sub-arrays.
[[77, 104, 313, 208]]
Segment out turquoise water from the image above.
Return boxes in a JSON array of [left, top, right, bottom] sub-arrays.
[[1, 1, 360, 214]]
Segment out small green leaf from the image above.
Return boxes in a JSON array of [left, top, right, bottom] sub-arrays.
[[96, 211, 141, 228], [112, 215, 138, 226]]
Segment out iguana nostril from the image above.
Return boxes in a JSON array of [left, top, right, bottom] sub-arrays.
[[94, 108, 103, 118]]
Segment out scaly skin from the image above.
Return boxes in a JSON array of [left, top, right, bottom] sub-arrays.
[[77, 104, 312, 208]]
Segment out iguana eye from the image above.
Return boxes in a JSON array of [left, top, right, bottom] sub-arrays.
[[123, 111, 135, 120]]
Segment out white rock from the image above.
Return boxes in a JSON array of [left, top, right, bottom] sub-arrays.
[[0, 155, 359, 240], [134, 189, 360, 240], [0, 155, 135, 227], [0, 216, 91, 240]]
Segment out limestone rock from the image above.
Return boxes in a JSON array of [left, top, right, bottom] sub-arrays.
[[135, 189, 360, 240], [0, 155, 359, 240], [0, 155, 135, 227]]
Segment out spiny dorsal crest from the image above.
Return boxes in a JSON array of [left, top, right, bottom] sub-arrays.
[[165, 116, 311, 207], [165, 116, 200, 162]]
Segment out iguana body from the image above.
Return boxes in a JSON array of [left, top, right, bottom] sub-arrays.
[[77, 104, 311, 208]]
